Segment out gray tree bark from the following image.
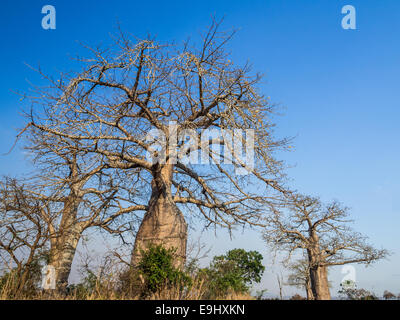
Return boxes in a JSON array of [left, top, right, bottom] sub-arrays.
[[309, 265, 330, 300], [308, 233, 331, 300], [48, 198, 83, 293], [131, 164, 187, 269], [305, 276, 314, 300]]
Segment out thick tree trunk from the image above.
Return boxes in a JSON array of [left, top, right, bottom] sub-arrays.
[[307, 232, 331, 300], [50, 226, 82, 293], [48, 198, 83, 294], [305, 277, 314, 300], [131, 164, 187, 269], [309, 265, 330, 300]]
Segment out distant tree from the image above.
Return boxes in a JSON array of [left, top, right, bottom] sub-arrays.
[[338, 286, 378, 300], [263, 193, 388, 300], [254, 289, 268, 300], [383, 290, 396, 300], [286, 258, 314, 300], [0, 177, 50, 296]]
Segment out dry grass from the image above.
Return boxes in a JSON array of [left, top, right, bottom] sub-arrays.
[[0, 276, 255, 300], [147, 277, 206, 300], [0, 257, 257, 300]]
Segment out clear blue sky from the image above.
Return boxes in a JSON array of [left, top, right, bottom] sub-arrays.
[[1, 0, 399, 297]]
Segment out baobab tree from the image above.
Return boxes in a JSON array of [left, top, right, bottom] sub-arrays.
[[23, 20, 288, 269], [15, 126, 146, 293], [263, 193, 388, 300], [0, 177, 51, 296], [286, 258, 314, 300]]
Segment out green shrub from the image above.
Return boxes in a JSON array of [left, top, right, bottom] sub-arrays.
[[137, 244, 191, 296], [202, 248, 265, 298]]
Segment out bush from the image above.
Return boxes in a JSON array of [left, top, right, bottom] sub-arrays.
[[202, 248, 265, 299], [136, 244, 191, 297], [338, 287, 378, 300]]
